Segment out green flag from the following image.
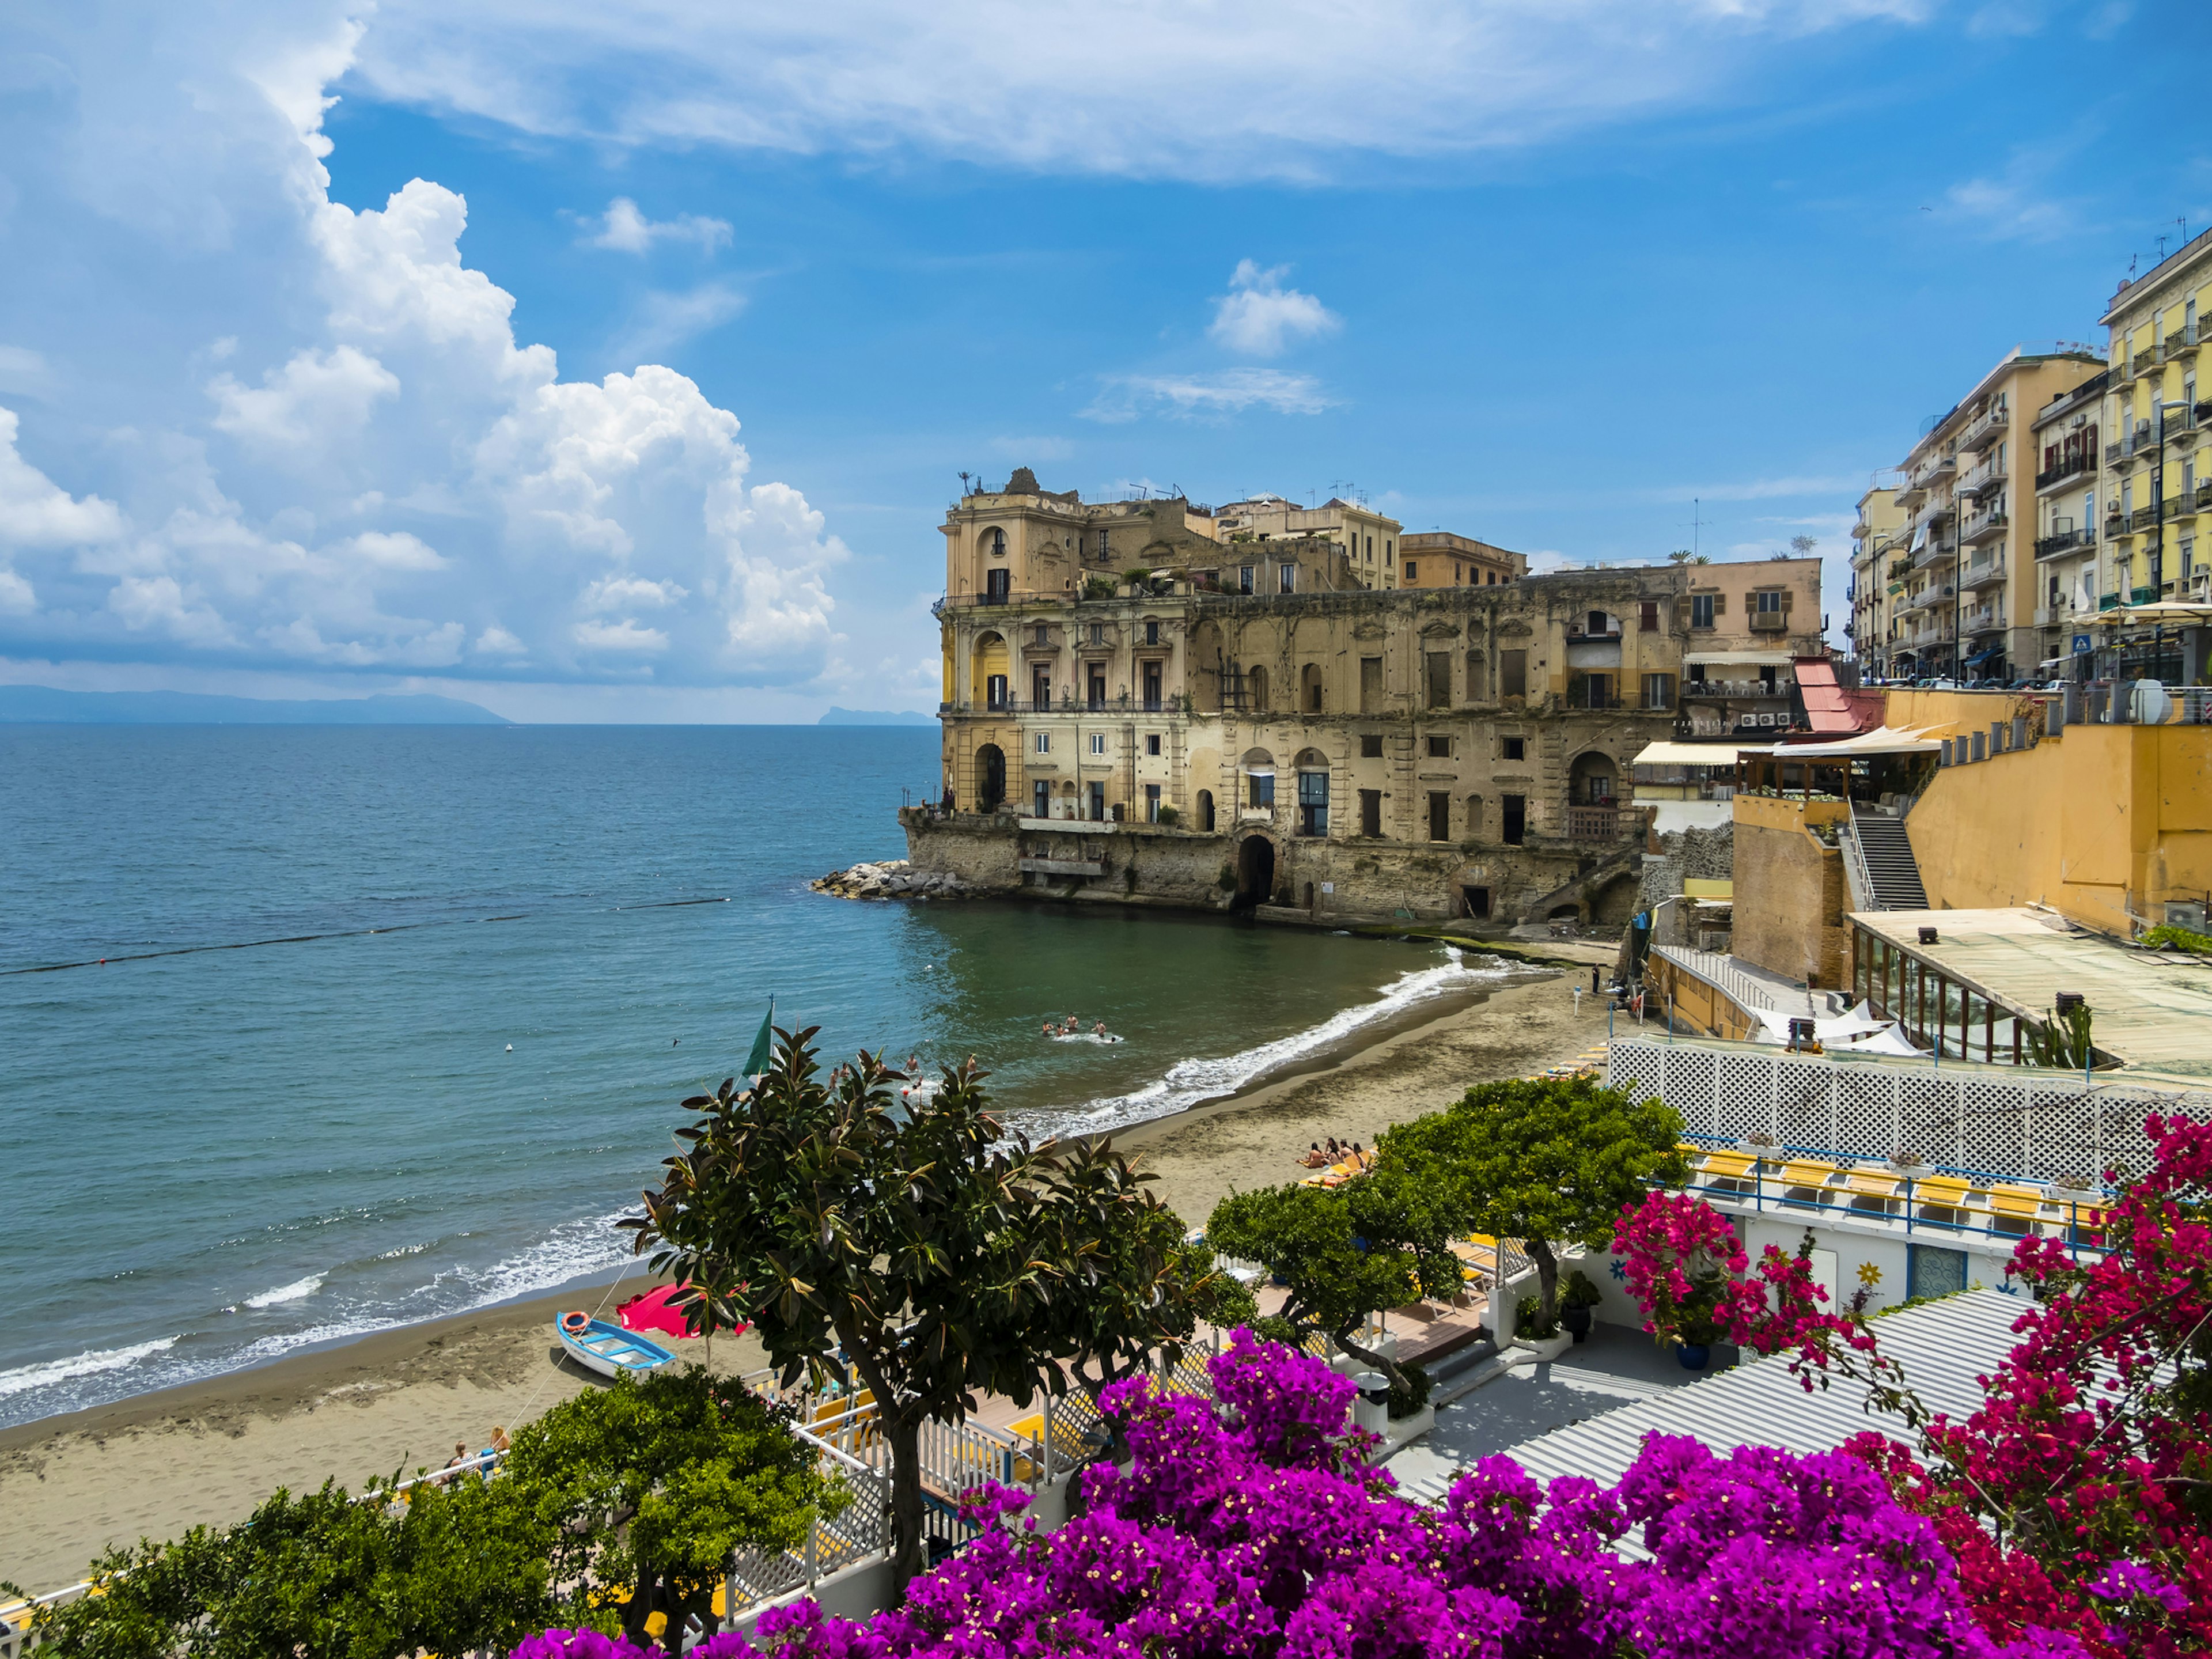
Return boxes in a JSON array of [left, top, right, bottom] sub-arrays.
[[743, 999, 775, 1080]]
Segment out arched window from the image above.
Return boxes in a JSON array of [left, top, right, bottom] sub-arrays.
[[1197, 789, 1215, 832], [987, 528, 1007, 556], [1248, 665, 1270, 710]]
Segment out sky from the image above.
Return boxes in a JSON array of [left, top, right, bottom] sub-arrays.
[[1, 1, 2207, 722]]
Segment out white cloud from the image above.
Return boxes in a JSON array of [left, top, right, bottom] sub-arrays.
[[607, 283, 748, 363], [352, 0, 1934, 182], [0, 14, 844, 687], [0, 347, 53, 397], [0, 409, 127, 547], [585, 196, 733, 254], [1084, 369, 1334, 423], [1208, 261, 1339, 357]]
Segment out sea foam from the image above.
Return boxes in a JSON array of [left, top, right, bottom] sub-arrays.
[[0, 1335, 180, 1399]]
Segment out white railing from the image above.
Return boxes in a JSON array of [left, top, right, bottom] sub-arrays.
[[1607, 1036, 2183, 1187]]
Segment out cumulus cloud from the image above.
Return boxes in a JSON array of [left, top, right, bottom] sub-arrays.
[[351, 0, 1935, 182], [585, 196, 733, 254], [1208, 261, 1339, 357], [0, 12, 844, 687], [1084, 369, 1334, 423]]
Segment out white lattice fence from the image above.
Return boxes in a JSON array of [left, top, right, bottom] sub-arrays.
[[1608, 1038, 2186, 1185]]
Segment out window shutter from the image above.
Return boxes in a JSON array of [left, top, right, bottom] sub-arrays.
[[1713, 593, 1726, 615], [1674, 596, 1691, 628], [1781, 588, 1794, 611]]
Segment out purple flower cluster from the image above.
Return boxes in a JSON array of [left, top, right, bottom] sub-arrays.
[[737, 1329, 2085, 1659], [512, 1626, 759, 1658]]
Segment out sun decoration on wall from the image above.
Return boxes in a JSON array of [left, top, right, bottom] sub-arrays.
[[1856, 1262, 1883, 1287]]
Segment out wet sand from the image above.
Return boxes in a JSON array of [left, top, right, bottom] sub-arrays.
[[0, 952, 1613, 1595]]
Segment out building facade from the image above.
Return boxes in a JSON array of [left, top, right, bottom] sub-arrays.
[[918, 474, 1822, 926], [2029, 370, 2105, 669], [1849, 481, 1907, 676], [1887, 349, 2105, 681], [1677, 556, 1827, 738], [1210, 493, 1405, 590], [1397, 532, 1524, 589], [2095, 232, 2212, 682]]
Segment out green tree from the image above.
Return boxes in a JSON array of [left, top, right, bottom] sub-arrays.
[[1207, 1169, 1456, 1397], [1380, 1076, 1688, 1328], [502, 1366, 836, 1654], [627, 1030, 1202, 1590]]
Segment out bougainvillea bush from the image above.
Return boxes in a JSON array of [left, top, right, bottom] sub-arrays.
[[726, 1330, 2081, 1659], [1612, 1115, 2212, 1657]]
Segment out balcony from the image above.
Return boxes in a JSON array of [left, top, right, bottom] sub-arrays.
[[2036, 452, 2096, 491], [2131, 505, 2161, 532], [2105, 512, 2129, 541], [1959, 506, 2008, 546], [1959, 553, 2006, 590], [1960, 405, 2009, 450], [1911, 539, 1956, 572], [1748, 610, 1790, 632], [1684, 677, 1790, 700], [1961, 606, 2000, 635], [1959, 457, 2005, 497], [2033, 603, 2072, 627], [1565, 805, 1634, 843], [2035, 526, 2090, 559]]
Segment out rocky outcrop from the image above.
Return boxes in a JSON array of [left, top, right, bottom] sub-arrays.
[[812, 859, 975, 902]]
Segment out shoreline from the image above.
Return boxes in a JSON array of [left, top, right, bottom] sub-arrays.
[[0, 947, 1614, 1594]]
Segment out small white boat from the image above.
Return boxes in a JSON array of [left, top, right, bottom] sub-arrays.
[[556, 1311, 675, 1379]]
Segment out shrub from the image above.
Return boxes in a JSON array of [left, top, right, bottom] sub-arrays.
[[1385, 1359, 1431, 1419], [1515, 1293, 1561, 1339]]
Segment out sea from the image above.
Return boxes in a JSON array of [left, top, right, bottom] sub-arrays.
[[0, 725, 1514, 1430]]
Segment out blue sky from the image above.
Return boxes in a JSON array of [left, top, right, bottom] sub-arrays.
[[1, 0, 2206, 720]]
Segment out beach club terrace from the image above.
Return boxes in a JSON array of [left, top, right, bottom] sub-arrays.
[[1604, 1033, 2194, 1307]]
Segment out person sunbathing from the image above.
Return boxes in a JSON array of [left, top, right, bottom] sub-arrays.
[[1298, 1142, 1330, 1169], [1324, 1137, 1343, 1160]]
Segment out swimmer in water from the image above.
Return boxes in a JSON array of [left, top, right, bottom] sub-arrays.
[[1092, 1020, 1107, 1037]]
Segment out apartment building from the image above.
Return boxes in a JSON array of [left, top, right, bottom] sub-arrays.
[[1210, 493, 1404, 589], [2028, 370, 2104, 669], [2096, 230, 2212, 682], [919, 471, 1750, 926], [1677, 557, 1826, 737], [1398, 531, 1524, 589], [1887, 349, 2104, 681], [1849, 482, 1908, 676]]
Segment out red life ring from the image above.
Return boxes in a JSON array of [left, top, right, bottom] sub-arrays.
[[560, 1311, 590, 1335]]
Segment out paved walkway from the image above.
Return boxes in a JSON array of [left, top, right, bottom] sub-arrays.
[[1384, 1323, 1731, 1502]]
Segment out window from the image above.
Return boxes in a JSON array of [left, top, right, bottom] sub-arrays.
[[1033, 624, 1049, 645], [1906, 1244, 1967, 1300], [1297, 770, 1328, 836], [1089, 732, 1107, 756], [1086, 666, 1106, 709], [1427, 791, 1450, 842], [1425, 651, 1450, 709], [1248, 772, 1275, 808], [1691, 593, 1715, 629], [1426, 734, 1452, 759], [1145, 620, 1160, 645], [1404, 560, 1418, 581], [1033, 781, 1051, 817], [1359, 733, 1384, 758], [1088, 622, 1104, 645], [1359, 656, 1384, 713], [1499, 649, 1527, 699], [984, 567, 1010, 604], [1359, 788, 1382, 837], [1032, 668, 1051, 707], [1755, 589, 1783, 613], [1145, 733, 1161, 756], [1386, 539, 1393, 560], [1279, 564, 1296, 593], [1239, 565, 1255, 594], [1034, 732, 1051, 753], [1142, 661, 1162, 710], [1198, 789, 1215, 831], [987, 528, 1006, 556], [1639, 600, 1660, 632], [1487, 570, 1498, 584], [1088, 781, 1105, 821], [1502, 736, 1525, 762], [1145, 783, 1162, 822], [1501, 793, 1526, 845], [1096, 528, 1110, 559], [986, 673, 1008, 710], [1643, 673, 1676, 711]]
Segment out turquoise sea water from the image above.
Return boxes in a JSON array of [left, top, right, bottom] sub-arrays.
[[0, 726, 1506, 1429]]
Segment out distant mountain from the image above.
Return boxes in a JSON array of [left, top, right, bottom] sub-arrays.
[[817, 706, 935, 726], [0, 685, 512, 725]]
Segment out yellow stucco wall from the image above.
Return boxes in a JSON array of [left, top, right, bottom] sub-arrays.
[[1904, 715, 2212, 934]]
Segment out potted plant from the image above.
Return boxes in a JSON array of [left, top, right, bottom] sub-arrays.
[[1559, 1270, 1602, 1342], [1514, 1293, 1571, 1362]]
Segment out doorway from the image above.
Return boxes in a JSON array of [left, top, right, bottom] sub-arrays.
[[1233, 835, 1276, 911], [1501, 793, 1525, 844], [976, 744, 1006, 812]]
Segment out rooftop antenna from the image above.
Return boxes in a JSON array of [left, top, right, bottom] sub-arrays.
[[2156, 233, 2171, 262], [1693, 497, 1702, 559], [959, 470, 972, 497]]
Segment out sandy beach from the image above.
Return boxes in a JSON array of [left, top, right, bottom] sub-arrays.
[[0, 953, 1611, 1596]]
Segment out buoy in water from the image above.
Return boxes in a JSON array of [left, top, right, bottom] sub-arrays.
[[506, 1044, 513, 1052]]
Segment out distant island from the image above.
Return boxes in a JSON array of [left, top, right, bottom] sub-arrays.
[[0, 685, 512, 725], [817, 706, 935, 726]]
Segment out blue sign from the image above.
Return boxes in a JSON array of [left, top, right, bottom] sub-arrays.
[[2071, 634, 2092, 654]]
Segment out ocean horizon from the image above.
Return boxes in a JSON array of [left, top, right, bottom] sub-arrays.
[[0, 724, 1507, 1429]]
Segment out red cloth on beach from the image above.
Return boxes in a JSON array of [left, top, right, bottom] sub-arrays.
[[616, 1284, 745, 1341]]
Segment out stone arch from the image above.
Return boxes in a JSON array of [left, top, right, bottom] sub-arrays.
[[970, 630, 1009, 709], [1300, 662, 1325, 712], [1233, 834, 1277, 910], [1240, 746, 1277, 812], [1569, 748, 1618, 806], [980, 525, 1009, 559], [1248, 664, 1270, 711], [975, 743, 1006, 812]]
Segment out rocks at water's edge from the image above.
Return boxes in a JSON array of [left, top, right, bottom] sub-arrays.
[[812, 859, 974, 902]]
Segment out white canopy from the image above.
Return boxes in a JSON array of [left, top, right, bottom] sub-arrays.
[[1631, 741, 1749, 767], [1776, 725, 1942, 759], [1684, 651, 1794, 666]]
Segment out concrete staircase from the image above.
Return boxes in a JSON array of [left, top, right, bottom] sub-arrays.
[[1849, 805, 1928, 910]]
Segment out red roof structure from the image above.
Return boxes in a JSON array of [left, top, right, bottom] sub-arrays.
[[1792, 656, 1883, 736]]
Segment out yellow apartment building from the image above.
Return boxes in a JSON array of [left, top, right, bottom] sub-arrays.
[[1886, 349, 2105, 683], [1849, 482, 1908, 676], [2028, 369, 2107, 670], [1398, 531, 1524, 589], [2096, 229, 2212, 683]]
